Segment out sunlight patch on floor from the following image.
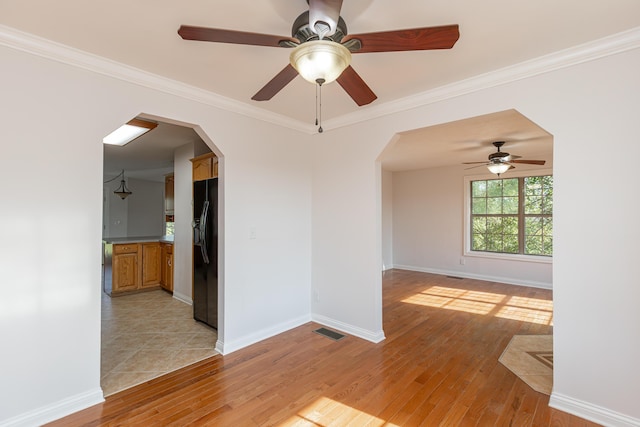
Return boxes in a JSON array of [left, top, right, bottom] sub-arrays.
[[280, 397, 399, 427], [402, 285, 553, 325]]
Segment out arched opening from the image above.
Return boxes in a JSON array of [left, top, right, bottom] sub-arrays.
[[101, 114, 224, 396]]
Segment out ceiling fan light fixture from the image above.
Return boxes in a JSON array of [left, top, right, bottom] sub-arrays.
[[487, 162, 511, 175], [290, 40, 351, 85]]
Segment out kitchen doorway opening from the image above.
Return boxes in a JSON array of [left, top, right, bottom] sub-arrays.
[[101, 114, 225, 396]]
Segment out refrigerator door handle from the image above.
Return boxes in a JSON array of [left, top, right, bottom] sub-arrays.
[[200, 201, 210, 264]]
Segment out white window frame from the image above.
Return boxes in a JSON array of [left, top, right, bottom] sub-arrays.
[[463, 168, 553, 264]]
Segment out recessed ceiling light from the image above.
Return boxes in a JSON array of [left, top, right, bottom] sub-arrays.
[[103, 118, 157, 146]]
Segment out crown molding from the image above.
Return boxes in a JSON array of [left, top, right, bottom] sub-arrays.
[[2, 24, 639, 135], [323, 26, 640, 132], [0, 24, 314, 134]]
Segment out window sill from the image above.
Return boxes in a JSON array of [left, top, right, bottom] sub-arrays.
[[463, 250, 552, 264]]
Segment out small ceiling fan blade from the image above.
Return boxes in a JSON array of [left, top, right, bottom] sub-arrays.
[[462, 161, 490, 165], [309, 0, 344, 37], [464, 164, 488, 170], [343, 24, 459, 53], [178, 25, 299, 47], [510, 160, 546, 165], [251, 64, 299, 101], [336, 65, 377, 106]]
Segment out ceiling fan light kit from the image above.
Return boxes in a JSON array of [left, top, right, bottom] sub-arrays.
[[463, 141, 546, 176], [290, 40, 351, 85], [177, 0, 459, 118], [487, 162, 511, 175]]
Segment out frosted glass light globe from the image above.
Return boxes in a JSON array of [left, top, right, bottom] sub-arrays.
[[290, 40, 351, 85]]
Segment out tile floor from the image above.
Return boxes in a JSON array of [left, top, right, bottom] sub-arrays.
[[101, 289, 218, 396], [499, 334, 553, 395]]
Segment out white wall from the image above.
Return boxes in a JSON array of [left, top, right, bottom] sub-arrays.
[[381, 169, 393, 270], [103, 181, 128, 238], [102, 177, 164, 238], [172, 141, 195, 305], [1, 24, 639, 427], [390, 165, 552, 288], [310, 48, 640, 424], [0, 40, 312, 425], [126, 178, 164, 237]]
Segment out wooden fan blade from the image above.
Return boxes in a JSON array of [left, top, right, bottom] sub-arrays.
[[251, 64, 299, 101], [464, 164, 488, 170], [343, 24, 459, 53], [462, 161, 489, 165], [336, 65, 377, 106], [510, 160, 546, 165], [178, 25, 298, 47], [309, 0, 343, 37]]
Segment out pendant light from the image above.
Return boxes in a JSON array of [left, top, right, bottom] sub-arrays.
[[113, 170, 132, 199]]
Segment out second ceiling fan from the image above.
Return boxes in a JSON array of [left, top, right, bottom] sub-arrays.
[[178, 0, 460, 106], [463, 141, 546, 176]]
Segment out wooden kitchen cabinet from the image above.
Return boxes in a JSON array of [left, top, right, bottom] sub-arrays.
[[112, 244, 140, 292], [141, 243, 162, 288], [191, 152, 218, 181], [161, 243, 174, 292], [165, 174, 174, 214]]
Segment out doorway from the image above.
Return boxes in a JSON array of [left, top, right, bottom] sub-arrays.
[[101, 116, 223, 395]]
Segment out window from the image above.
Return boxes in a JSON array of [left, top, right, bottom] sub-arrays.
[[470, 175, 552, 256]]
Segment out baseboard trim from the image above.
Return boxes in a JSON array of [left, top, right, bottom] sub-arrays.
[[217, 314, 311, 355], [172, 291, 192, 305], [0, 388, 104, 427], [549, 392, 640, 427], [391, 264, 552, 290], [311, 314, 386, 344]]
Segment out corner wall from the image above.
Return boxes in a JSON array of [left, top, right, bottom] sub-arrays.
[[311, 48, 640, 424], [0, 41, 312, 425], [390, 165, 552, 288]]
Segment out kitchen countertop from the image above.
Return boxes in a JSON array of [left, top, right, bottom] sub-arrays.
[[103, 235, 174, 244]]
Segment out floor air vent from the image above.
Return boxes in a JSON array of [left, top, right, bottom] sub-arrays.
[[313, 327, 345, 341], [446, 276, 464, 279]]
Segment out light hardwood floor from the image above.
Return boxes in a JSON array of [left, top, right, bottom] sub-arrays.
[[49, 270, 599, 426]]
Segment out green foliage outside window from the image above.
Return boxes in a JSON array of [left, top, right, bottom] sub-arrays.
[[471, 175, 552, 256]]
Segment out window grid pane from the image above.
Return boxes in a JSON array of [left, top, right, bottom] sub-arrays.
[[471, 176, 552, 256]]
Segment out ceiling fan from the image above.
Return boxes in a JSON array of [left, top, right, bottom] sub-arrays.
[[463, 141, 546, 175], [178, 0, 460, 107]]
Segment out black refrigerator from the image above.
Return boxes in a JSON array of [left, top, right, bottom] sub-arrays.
[[193, 178, 218, 329]]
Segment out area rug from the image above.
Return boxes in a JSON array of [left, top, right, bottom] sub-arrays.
[[499, 335, 553, 395]]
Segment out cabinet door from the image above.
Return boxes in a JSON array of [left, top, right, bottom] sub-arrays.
[[160, 244, 174, 292], [141, 243, 162, 287], [165, 175, 174, 214], [192, 157, 212, 181], [113, 252, 139, 292], [164, 251, 174, 292]]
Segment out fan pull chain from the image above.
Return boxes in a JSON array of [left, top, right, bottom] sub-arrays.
[[316, 78, 325, 133]]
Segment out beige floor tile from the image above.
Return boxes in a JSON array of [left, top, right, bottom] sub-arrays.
[[101, 289, 218, 396]]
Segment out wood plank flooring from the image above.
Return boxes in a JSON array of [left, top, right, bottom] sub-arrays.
[[47, 269, 600, 426]]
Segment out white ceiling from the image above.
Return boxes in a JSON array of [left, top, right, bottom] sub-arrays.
[[2, 1, 639, 175], [381, 109, 553, 171], [103, 121, 203, 181]]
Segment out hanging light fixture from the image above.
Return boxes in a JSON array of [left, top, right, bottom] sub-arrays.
[[290, 40, 351, 133], [289, 40, 351, 85], [487, 162, 511, 176], [113, 170, 132, 199]]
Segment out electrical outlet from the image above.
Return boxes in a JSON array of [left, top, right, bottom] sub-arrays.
[[314, 290, 320, 302], [459, 257, 465, 265], [249, 226, 257, 240]]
